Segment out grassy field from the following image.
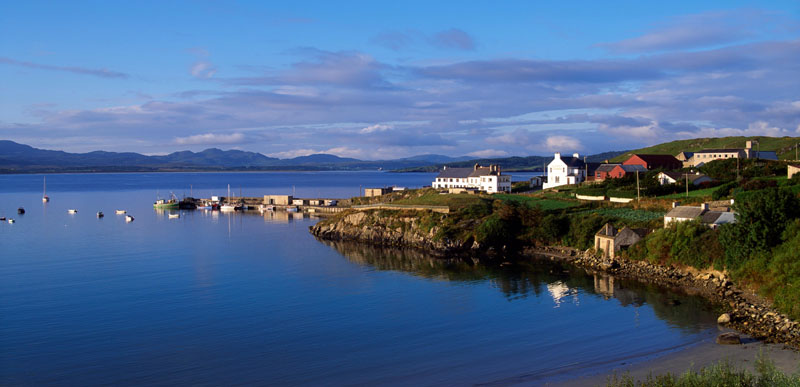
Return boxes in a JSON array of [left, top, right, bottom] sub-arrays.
[[391, 191, 484, 210], [657, 186, 718, 199], [609, 136, 800, 162]]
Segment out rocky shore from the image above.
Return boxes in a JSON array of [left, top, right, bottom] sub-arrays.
[[310, 210, 800, 349]]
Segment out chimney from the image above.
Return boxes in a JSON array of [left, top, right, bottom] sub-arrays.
[[700, 203, 709, 211], [443, 166, 447, 170], [672, 201, 680, 208], [746, 140, 752, 150], [554, 152, 561, 160], [474, 163, 479, 171], [573, 153, 580, 159]]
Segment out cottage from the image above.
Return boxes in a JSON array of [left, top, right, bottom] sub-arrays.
[[432, 164, 511, 193], [529, 176, 543, 188], [623, 154, 682, 170], [664, 202, 736, 228], [543, 152, 586, 189], [789, 165, 800, 179], [656, 171, 712, 186], [594, 223, 649, 259], [594, 164, 619, 181]]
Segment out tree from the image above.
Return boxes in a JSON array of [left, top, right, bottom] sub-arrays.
[[719, 187, 800, 269]]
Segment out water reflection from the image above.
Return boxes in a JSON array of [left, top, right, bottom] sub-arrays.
[[319, 239, 718, 333]]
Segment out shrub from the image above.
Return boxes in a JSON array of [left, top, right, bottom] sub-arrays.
[[574, 187, 606, 197]]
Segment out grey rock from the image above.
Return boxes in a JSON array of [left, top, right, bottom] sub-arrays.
[[716, 332, 741, 345]]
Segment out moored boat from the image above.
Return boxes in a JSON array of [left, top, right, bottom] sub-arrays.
[[154, 198, 179, 210], [115, 210, 126, 214], [97, 211, 104, 218], [42, 176, 49, 203], [17, 207, 25, 214], [168, 213, 180, 219], [8, 218, 15, 224], [125, 215, 135, 222], [68, 209, 78, 214]]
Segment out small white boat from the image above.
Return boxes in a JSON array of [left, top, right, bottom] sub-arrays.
[[286, 206, 298, 212], [168, 213, 180, 219], [259, 204, 275, 212], [8, 219, 15, 224], [125, 215, 135, 222], [42, 176, 50, 203], [97, 211, 104, 218], [115, 210, 126, 214], [68, 209, 78, 214]]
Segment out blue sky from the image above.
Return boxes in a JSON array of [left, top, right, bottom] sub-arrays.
[[1, 1, 799, 159]]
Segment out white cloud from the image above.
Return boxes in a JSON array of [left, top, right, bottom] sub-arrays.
[[360, 124, 392, 134], [467, 149, 508, 158], [190, 61, 217, 79], [545, 135, 582, 151], [268, 148, 318, 159], [323, 146, 363, 158], [174, 132, 245, 145]]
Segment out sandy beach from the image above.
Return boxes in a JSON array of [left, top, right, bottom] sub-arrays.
[[552, 329, 800, 386]]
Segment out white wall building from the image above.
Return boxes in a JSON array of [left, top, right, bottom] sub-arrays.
[[543, 152, 586, 189], [432, 164, 511, 193]]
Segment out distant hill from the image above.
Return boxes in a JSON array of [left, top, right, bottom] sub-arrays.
[[0, 140, 499, 173], [609, 136, 800, 163], [395, 150, 630, 172]]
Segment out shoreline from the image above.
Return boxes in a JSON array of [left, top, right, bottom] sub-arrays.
[[551, 332, 800, 386]]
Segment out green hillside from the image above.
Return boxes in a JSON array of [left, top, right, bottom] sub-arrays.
[[609, 136, 800, 163]]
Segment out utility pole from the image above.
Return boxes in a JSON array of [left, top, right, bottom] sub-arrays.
[[584, 156, 588, 185], [685, 173, 689, 198], [736, 157, 740, 180], [636, 170, 640, 203], [796, 143, 798, 161]]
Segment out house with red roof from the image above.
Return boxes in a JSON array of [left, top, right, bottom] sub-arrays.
[[623, 154, 682, 171]]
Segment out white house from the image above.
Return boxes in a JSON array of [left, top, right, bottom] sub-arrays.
[[432, 164, 511, 193], [543, 152, 586, 189], [656, 171, 712, 186]]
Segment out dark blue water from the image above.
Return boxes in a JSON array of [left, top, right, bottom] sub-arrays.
[[0, 172, 718, 385]]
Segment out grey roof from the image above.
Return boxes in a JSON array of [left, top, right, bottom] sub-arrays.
[[436, 167, 473, 179], [665, 206, 704, 219], [660, 172, 710, 182], [596, 223, 616, 237], [620, 165, 647, 173], [678, 151, 694, 158], [596, 164, 619, 173], [562, 157, 585, 168], [701, 211, 723, 224], [752, 151, 778, 160]]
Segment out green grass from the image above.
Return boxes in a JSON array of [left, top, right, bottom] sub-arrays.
[[392, 191, 484, 210], [606, 354, 800, 386], [658, 186, 718, 199], [579, 207, 665, 222], [609, 136, 800, 162]]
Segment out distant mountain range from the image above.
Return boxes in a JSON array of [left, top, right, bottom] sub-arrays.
[[0, 140, 481, 173]]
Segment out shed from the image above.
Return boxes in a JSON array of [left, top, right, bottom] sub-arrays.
[[264, 195, 293, 205], [594, 223, 649, 259]]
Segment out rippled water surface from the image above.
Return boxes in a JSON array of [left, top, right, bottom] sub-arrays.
[[0, 172, 718, 385]]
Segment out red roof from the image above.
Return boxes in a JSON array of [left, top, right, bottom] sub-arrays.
[[623, 154, 681, 169]]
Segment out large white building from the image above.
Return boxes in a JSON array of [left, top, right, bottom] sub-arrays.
[[432, 164, 511, 193], [543, 152, 586, 189]]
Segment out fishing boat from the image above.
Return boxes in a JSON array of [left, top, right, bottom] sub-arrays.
[[286, 206, 299, 212], [125, 215, 135, 222], [97, 211, 104, 218], [115, 210, 126, 214], [153, 192, 179, 210], [220, 184, 239, 211], [8, 218, 15, 224], [168, 213, 180, 219], [68, 209, 78, 214], [0, 217, 5, 221], [42, 176, 50, 203], [17, 207, 25, 214]]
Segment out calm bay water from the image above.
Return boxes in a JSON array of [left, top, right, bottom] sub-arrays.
[[0, 172, 718, 385]]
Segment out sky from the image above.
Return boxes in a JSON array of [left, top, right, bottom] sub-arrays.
[[1, 0, 799, 159]]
